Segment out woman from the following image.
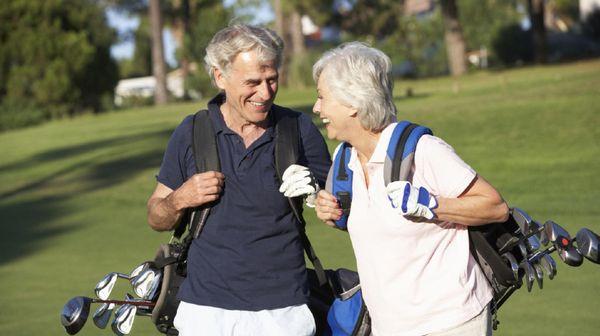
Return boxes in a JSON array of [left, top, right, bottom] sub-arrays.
[[312, 42, 509, 335]]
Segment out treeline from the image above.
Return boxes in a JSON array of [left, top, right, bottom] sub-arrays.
[[1, 0, 597, 131]]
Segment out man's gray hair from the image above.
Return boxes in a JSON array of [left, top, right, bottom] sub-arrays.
[[204, 24, 284, 85], [313, 42, 396, 132]]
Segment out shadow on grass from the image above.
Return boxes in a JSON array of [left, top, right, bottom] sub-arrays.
[[0, 129, 171, 266]]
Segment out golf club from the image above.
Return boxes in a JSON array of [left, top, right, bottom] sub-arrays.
[[540, 253, 557, 280], [60, 296, 92, 335], [95, 272, 130, 300], [532, 262, 544, 289], [92, 302, 115, 329], [131, 266, 162, 299], [502, 252, 520, 282], [111, 304, 137, 335], [544, 220, 583, 267], [519, 261, 535, 292], [575, 228, 600, 264]]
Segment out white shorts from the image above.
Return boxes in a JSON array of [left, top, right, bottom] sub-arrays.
[[426, 304, 492, 336], [173, 301, 316, 336]]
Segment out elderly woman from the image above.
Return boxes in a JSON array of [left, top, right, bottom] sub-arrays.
[[312, 42, 509, 335]]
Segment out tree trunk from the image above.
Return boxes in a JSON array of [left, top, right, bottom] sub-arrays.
[[273, 0, 288, 85], [290, 10, 306, 55], [528, 0, 547, 63], [149, 0, 168, 105], [440, 0, 467, 76]]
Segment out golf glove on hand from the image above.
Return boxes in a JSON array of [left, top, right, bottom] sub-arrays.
[[386, 181, 438, 220], [279, 164, 320, 207]]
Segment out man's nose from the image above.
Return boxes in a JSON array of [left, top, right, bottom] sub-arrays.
[[258, 82, 273, 99]]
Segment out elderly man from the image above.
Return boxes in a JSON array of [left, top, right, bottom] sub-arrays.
[[147, 25, 330, 336]]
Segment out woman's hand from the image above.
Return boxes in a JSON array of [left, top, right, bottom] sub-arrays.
[[315, 190, 342, 228]]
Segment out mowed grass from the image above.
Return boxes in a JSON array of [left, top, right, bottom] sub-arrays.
[[0, 59, 599, 336]]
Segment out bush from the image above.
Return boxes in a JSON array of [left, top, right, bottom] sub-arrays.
[[492, 24, 534, 66], [583, 8, 600, 41], [0, 102, 46, 132]]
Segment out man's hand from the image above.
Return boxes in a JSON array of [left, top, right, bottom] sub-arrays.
[[170, 171, 225, 210], [315, 190, 342, 228], [386, 181, 438, 220], [278, 164, 319, 207]]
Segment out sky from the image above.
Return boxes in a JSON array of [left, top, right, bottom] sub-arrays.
[[106, 2, 274, 69]]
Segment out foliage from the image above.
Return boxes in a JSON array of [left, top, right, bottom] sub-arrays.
[[118, 17, 153, 78], [492, 24, 534, 65], [458, 0, 521, 59], [583, 8, 600, 41], [185, 1, 233, 98], [0, 0, 119, 128]]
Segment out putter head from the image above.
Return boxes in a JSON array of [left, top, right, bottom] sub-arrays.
[[520, 261, 535, 292], [95, 273, 118, 300], [502, 252, 520, 283], [111, 304, 137, 335], [576, 228, 600, 264], [540, 254, 557, 280], [532, 262, 544, 289], [60, 296, 91, 335], [92, 302, 115, 329], [544, 220, 584, 267], [512, 207, 532, 235]]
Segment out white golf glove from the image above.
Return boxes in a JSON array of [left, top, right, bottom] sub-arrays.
[[386, 181, 438, 220], [279, 164, 320, 207]]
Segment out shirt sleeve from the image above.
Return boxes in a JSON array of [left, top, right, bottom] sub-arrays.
[[414, 135, 476, 198], [156, 115, 194, 191], [297, 113, 332, 188]]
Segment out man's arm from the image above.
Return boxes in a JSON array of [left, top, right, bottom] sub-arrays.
[[147, 171, 225, 231], [434, 175, 509, 226]]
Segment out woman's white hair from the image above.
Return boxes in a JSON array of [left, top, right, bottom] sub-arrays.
[[204, 24, 284, 86], [313, 42, 396, 132]]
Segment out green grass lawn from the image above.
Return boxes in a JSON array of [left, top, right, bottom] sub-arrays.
[[1, 59, 599, 336]]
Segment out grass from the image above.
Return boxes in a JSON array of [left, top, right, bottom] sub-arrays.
[[1, 59, 599, 335]]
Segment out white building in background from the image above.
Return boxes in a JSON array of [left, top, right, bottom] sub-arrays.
[[581, 0, 600, 20], [114, 64, 199, 106]]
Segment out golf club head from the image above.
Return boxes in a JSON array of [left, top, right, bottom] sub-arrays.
[[526, 235, 541, 253], [531, 220, 549, 245], [518, 241, 529, 259], [95, 273, 118, 300], [60, 296, 91, 335], [575, 228, 600, 264], [544, 220, 584, 267], [532, 262, 544, 289], [502, 252, 520, 282], [129, 263, 148, 285], [512, 207, 532, 235], [92, 302, 115, 329], [131, 267, 162, 299], [111, 304, 137, 335], [520, 261, 535, 292], [540, 254, 557, 280]]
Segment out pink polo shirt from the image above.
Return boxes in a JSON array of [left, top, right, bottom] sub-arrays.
[[341, 123, 492, 335]]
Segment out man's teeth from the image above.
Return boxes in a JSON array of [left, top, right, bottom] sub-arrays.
[[250, 101, 266, 106], [322, 118, 330, 124]]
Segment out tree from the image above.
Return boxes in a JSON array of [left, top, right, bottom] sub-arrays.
[[149, 0, 169, 104], [0, 0, 118, 126], [440, 0, 467, 76], [528, 0, 547, 63]]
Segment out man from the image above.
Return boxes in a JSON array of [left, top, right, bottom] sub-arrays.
[[147, 25, 331, 336]]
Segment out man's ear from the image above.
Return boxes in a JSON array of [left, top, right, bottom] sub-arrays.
[[214, 67, 226, 90]]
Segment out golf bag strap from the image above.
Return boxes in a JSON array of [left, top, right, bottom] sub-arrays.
[[187, 110, 221, 240], [274, 111, 328, 286]]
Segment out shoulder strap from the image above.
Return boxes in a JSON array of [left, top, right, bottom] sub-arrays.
[[274, 110, 327, 286], [173, 110, 220, 244]]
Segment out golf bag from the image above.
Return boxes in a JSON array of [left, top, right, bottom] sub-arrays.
[[327, 121, 527, 328], [150, 108, 369, 335]]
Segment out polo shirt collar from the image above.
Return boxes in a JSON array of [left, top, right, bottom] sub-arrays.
[[206, 92, 275, 139], [365, 122, 398, 164]]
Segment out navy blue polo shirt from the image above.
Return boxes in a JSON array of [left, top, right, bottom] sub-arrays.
[[156, 94, 331, 310]]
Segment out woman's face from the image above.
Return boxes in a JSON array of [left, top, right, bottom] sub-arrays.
[[313, 73, 357, 141]]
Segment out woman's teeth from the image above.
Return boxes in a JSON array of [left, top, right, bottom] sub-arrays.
[[322, 118, 330, 124]]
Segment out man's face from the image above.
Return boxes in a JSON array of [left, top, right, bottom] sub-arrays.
[[214, 50, 279, 125]]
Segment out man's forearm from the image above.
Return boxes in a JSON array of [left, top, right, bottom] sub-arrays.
[[147, 193, 185, 232]]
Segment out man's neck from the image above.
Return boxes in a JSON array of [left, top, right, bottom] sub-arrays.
[[221, 102, 268, 148]]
